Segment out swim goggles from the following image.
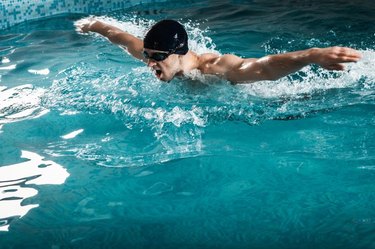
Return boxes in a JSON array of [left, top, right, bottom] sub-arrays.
[[143, 50, 171, 62], [143, 43, 185, 62]]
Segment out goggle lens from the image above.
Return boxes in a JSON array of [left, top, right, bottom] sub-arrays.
[[143, 51, 170, 62]]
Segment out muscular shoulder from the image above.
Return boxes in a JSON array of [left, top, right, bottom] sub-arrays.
[[198, 53, 244, 75]]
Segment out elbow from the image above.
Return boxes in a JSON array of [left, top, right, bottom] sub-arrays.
[[252, 57, 280, 81], [253, 68, 281, 81], [106, 30, 127, 45], [107, 30, 119, 39]]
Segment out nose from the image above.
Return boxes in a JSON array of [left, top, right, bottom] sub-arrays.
[[147, 59, 156, 67]]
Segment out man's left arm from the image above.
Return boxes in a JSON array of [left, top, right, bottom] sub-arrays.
[[213, 47, 362, 83]]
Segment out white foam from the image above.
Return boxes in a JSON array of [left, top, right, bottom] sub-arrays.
[[6, 107, 40, 119], [0, 84, 48, 125], [240, 49, 375, 98], [1, 57, 10, 64], [75, 16, 151, 39]]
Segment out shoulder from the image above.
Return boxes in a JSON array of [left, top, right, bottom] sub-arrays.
[[197, 53, 244, 75], [198, 53, 241, 63]]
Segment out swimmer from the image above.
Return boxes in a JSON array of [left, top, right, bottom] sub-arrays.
[[75, 19, 362, 83]]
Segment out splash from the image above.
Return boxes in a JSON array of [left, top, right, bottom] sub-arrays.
[[74, 16, 218, 55], [75, 15, 152, 39], [0, 84, 49, 130], [237, 49, 375, 119], [42, 17, 375, 166]]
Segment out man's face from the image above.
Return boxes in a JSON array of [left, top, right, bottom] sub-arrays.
[[143, 48, 181, 82]]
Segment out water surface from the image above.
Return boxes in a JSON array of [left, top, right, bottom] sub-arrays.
[[1, 0, 375, 248]]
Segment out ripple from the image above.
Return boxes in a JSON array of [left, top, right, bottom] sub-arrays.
[[0, 84, 49, 130]]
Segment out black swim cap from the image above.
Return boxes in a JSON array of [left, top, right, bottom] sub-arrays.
[[144, 20, 189, 55]]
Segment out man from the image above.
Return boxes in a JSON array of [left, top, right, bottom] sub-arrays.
[[75, 19, 361, 83]]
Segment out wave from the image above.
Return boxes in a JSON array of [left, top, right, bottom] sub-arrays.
[[40, 49, 374, 167], [43, 50, 375, 125], [0, 84, 49, 131]]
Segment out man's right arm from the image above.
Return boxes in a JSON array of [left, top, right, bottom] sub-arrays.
[[75, 19, 145, 61]]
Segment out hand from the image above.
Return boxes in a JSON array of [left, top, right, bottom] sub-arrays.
[[74, 17, 96, 34], [309, 46, 362, 70]]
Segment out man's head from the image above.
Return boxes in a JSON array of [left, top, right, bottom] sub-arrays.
[[143, 20, 189, 81]]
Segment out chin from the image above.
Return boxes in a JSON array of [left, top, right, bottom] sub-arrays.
[[160, 74, 174, 82]]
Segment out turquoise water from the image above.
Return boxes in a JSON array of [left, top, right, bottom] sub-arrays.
[[1, 0, 375, 248]]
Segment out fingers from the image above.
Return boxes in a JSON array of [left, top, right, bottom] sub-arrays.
[[319, 47, 361, 72], [321, 47, 361, 71], [344, 48, 362, 58], [74, 24, 84, 33], [333, 47, 362, 62], [74, 17, 96, 33], [340, 55, 361, 63]]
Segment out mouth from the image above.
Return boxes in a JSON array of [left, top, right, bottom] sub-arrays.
[[155, 69, 162, 79], [152, 67, 163, 79]]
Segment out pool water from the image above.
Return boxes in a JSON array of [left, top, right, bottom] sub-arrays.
[[1, 0, 375, 248]]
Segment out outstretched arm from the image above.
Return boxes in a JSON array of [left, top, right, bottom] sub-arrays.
[[201, 47, 362, 83], [75, 18, 145, 61]]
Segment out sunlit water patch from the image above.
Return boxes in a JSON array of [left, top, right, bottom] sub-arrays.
[[0, 150, 69, 232]]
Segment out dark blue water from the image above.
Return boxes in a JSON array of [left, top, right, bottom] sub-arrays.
[[1, 0, 375, 248]]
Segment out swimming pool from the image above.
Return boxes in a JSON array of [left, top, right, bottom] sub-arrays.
[[1, 0, 375, 248]]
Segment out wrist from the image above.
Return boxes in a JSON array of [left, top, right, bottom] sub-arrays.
[[305, 47, 319, 64], [88, 20, 99, 32]]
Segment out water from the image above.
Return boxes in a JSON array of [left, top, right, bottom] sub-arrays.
[[1, 0, 375, 248]]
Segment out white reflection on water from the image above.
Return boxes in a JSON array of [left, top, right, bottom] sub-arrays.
[[0, 84, 49, 130], [0, 150, 69, 232], [61, 128, 84, 140]]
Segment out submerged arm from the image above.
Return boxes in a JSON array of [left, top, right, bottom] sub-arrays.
[[75, 18, 145, 61], [203, 47, 362, 84]]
